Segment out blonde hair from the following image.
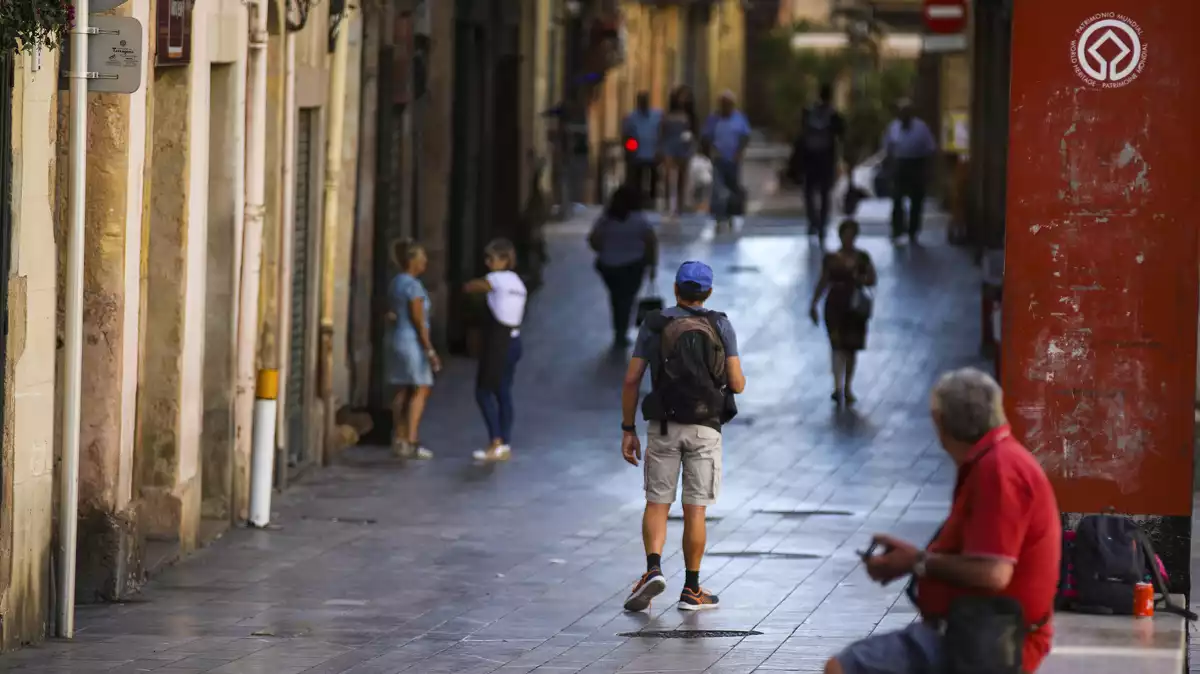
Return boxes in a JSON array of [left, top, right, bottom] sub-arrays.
[[392, 237, 425, 270], [484, 238, 516, 270]]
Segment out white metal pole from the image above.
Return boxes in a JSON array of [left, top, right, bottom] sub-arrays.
[[248, 369, 278, 527], [236, 0, 269, 521], [58, 0, 91, 639]]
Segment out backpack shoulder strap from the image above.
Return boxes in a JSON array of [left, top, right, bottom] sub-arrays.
[[645, 310, 670, 333], [1134, 529, 1197, 621]]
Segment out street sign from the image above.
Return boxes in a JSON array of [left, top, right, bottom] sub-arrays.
[[88, 17, 143, 93], [58, 16, 143, 94], [922, 0, 967, 35]]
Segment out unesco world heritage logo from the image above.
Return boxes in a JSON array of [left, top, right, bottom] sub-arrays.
[[1070, 13, 1147, 88]]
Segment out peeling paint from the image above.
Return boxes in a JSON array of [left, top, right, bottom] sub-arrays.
[[1135, 253, 1145, 264]]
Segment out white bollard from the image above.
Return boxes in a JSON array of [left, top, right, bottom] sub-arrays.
[[248, 369, 278, 527]]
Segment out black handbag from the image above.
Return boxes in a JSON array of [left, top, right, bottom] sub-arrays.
[[635, 277, 663, 327], [941, 596, 1028, 674]]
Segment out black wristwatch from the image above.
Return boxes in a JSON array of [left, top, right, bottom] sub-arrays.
[[621, 423, 636, 433]]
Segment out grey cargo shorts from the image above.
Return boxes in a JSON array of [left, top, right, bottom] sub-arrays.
[[644, 421, 722, 506]]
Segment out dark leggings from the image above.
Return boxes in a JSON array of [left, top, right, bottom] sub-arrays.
[[597, 261, 647, 341], [476, 335, 522, 444]]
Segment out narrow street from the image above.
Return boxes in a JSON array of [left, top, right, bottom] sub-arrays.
[[0, 212, 985, 673]]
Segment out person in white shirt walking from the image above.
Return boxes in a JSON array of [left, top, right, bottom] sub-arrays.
[[882, 99, 937, 245], [463, 239, 528, 462]]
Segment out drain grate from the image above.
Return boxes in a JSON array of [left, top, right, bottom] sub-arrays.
[[300, 516, 377, 525], [707, 551, 823, 560], [619, 629, 763, 639], [756, 509, 855, 517], [668, 514, 723, 522]]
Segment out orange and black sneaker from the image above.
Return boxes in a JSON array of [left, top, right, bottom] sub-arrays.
[[623, 568, 667, 612], [677, 587, 720, 611]]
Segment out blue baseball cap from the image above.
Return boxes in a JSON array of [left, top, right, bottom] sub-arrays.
[[675, 261, 714, 292]]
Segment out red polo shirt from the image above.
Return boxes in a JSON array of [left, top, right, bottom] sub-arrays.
[[916, 425, 1062, 673]]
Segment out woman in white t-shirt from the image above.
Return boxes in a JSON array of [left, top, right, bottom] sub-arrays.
[[462, 238, 528, 462]]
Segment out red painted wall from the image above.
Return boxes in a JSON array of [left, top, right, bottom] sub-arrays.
[[1003, 3, 1199, 517]]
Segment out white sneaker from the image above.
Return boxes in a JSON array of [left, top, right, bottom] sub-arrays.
[[473, 445, 512, 462], [394, 441, 434, 460]]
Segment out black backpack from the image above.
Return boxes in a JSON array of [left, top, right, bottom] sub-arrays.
[[1067, 514, 1196, 619], [641, 309, 729, 431], [802, 105, 837, 155]]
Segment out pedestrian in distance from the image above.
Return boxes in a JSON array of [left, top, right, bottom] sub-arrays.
[[463, 238, 528, 463], [662, 85, 698, 218], [825, 368, 1060, 674], [620, 261, 746, 612], [882, 98, 937, 245], [385, 238, 441, 460], [701, 91, 751, 234], [810, 219, 877, 407], [622, 91, 664, 211], [789, 82, 845, 245], [589, 184, 659, 348]]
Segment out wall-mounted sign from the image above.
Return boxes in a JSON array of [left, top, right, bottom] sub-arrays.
[[155, 0, 192, 66], [57, 16, 144, 94]]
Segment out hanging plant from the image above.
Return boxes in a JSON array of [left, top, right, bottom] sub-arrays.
[[0, 0, 74, 53]]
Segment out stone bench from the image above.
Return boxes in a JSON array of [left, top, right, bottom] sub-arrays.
[[1041, 598, 1187, 674]]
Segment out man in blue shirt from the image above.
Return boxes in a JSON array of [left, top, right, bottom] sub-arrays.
[[620, 261, 746, 613], [882, 99, 937, 244], [622, 91, 663, 210], [702, 91, 751, 232]]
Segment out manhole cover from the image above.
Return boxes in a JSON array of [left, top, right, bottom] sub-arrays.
[[707, 551, 823, 560], [756, 509, 854, 517], [619, 629, 762, 639]]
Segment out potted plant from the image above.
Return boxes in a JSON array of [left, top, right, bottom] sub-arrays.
[[0, 0, 73, 54]]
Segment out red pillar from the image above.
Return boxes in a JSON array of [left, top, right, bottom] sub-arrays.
[[1003, 3, 1199, 589]]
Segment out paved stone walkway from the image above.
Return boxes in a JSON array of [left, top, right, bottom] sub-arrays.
[[0, 215, 986, 673]]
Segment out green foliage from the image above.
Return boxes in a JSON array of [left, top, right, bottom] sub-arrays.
[[0, 0, 73, 53], [750, 25, 916, 164]]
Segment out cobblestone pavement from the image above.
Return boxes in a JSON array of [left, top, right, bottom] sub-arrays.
[[0, 214, 986, 673]]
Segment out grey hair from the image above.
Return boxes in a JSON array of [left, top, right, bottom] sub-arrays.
[[930, 367, 1007, 444]]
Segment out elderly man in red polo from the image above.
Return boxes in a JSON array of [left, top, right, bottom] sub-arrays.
[[825, 367, 1061, 674]]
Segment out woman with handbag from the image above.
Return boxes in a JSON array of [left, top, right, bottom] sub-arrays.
[[589, 184, 659, 347], [809, 219, 877, 406]]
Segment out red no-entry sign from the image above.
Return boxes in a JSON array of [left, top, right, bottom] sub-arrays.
[[923, 0, 967, 34]]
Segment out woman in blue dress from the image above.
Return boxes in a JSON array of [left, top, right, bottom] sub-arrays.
[[386, 238, 441, 460]]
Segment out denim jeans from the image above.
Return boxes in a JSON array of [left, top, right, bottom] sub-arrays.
[[476, 335, 523, 444], [710, 158, 742, 219]]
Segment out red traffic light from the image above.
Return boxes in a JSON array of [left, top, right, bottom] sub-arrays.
[[624, 137, 639, 152]]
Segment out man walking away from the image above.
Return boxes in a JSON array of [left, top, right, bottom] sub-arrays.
[[620, 261, 746, 612], [882, 99, 937, 245], [796, 83, 844, 244], [622, 91, 663, 210], [701, 91, 751, 233]]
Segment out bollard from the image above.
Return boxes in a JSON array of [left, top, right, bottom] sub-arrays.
[[248, 369, 278, 527]]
